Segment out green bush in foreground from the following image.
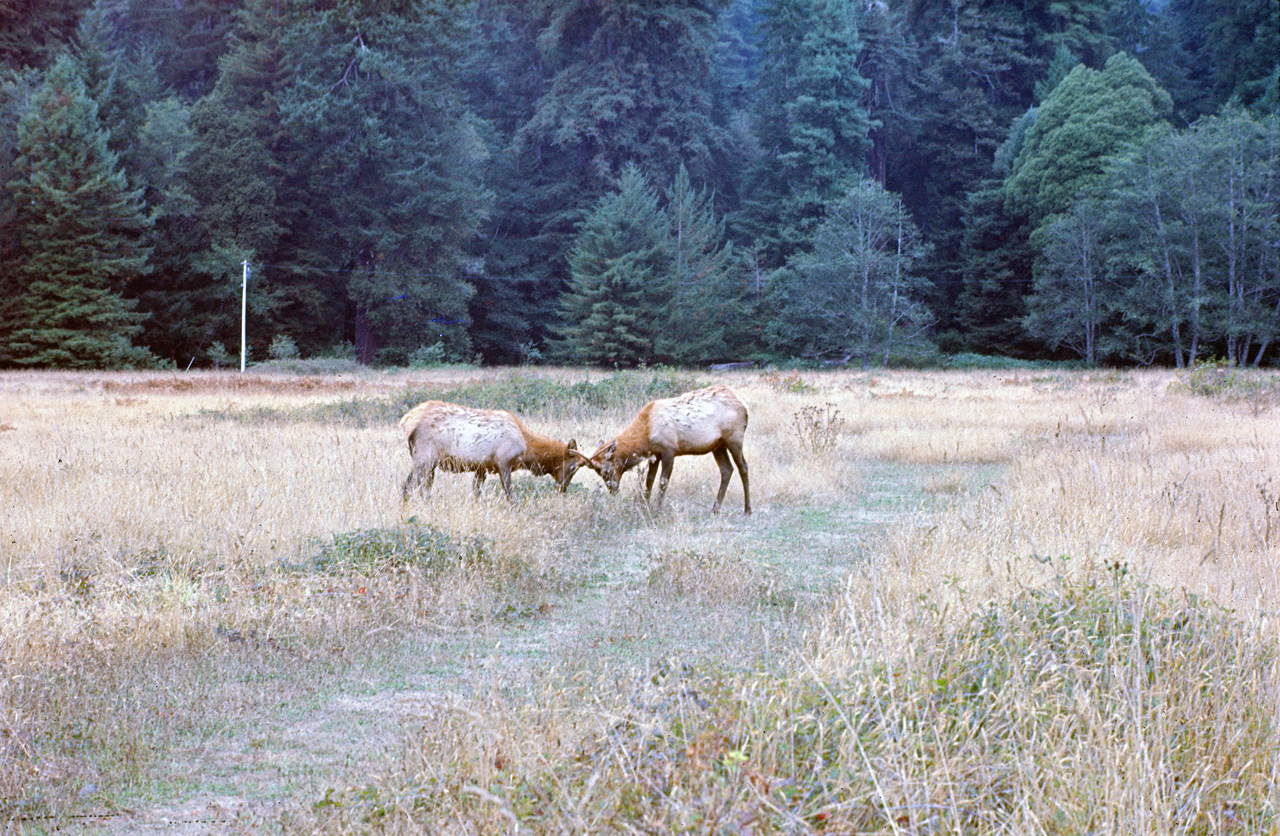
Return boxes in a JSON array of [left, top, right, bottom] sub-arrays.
[[289, 566, 1277, 834], [307, 519, 490, 578]]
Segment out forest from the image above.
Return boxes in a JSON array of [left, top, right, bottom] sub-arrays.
[[0, 0, 1276, 370]]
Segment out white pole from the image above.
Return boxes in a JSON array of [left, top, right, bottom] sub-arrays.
[[240, 260, 249, 373]]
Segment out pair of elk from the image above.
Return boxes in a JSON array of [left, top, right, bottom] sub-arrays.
[[399, 385, 750, 515]]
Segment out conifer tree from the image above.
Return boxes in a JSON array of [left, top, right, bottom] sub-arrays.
[[954, 182, 1039, 358], [3, 55, 152, 368], [0, 0, 85, 72], [559, 164, 668, 367], [0, 67, 40, 355], [130, 95, 228, 365], [740, 0, 873, 268], [185, 0, 295, 361], [277, 1, 490, 363], [657, 164, 740, 364]]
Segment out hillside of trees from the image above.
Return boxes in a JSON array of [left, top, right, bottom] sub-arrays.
[[0, 0, 1276, 370]]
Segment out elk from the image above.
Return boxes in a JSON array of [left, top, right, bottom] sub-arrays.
[[574, 385, 750, 515], [505, 412, 583, 492], [399, 401, 527, 502]]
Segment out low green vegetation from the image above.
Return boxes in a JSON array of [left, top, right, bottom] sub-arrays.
[[307, 520, 491, 577], [198, 368, 706, 426]]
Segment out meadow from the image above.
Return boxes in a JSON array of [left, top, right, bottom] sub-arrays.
[[1, 364, 1277, 834]]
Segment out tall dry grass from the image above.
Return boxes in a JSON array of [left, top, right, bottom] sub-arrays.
[[2, 367, 1278, 833], [290, 369, 1279, 835]]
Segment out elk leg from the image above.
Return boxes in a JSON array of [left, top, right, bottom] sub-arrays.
[[497, 462, 516, 503], [403, 456, 436, 502], [711, 446, 733, 514], [728, 442, 750, 515], [473, 469, 487, 497], [653, 452, 675, 511], [645, 455, 660, 498]]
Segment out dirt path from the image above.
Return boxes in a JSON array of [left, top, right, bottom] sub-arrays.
[[76, 461, 981, 834]]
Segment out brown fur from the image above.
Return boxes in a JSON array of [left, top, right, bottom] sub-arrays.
[[504, 412, 582, 492], [577, 385, 750, 515]]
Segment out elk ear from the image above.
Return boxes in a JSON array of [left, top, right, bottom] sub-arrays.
[[567, 439, 578, 451]]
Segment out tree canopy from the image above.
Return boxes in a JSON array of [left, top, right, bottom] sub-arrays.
[[0, 0, 1276, 369]]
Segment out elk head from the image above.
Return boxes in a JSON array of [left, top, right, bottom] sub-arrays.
[[573, 441, 656, 495], [572, 441, 625, 493], [555, 439, 583, 492]]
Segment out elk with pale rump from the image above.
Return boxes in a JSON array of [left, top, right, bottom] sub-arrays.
[[399, 401, 527, 502], [399, 401, 583, 502], [573, 385, 750, 515]]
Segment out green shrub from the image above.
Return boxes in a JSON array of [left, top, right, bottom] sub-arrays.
[[307, 519, 491, 578], [1173, 359, 1280, 415], [207, 341, 231, 369], [269, 334, 301, 361], [408, 342, 448, 368]]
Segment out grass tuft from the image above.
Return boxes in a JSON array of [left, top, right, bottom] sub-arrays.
[[307, 519, 490, 578], [647, 548, 786, 607], [1171, 359, 1280, 415]]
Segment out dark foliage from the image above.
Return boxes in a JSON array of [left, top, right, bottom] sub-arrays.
[[0, 0, 1275, 369]]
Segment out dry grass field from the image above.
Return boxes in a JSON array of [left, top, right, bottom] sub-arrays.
[[1, 364, 1278, 834]]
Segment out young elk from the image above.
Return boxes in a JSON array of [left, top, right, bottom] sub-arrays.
[[504, 412, 583, 492], [575, 385, 750, 515], [399, 401, 527, 502]]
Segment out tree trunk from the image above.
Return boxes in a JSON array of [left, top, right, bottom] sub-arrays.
[[355, 304, 377, 365]]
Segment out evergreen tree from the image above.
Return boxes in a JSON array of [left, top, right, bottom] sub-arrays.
[[494, 0, 733, 363], [953, 182, 1039, 358], [130, 95, 231, 365], [881, 1, 1038, 345], [2, 55, 152, 368], [850, 0, 913, 188], [1022, 0, 1122, 69], [559, 163, 668, 366], [276, 0, 490, 363], [515, 1, 733, 195], [186, 0, 302, 362], [768, 177, 934, 366], [74, 0, 166, 181], [1168, 0, 1279, 119], [112, 0, 237, 103], [0, 67, 41, 347], [461, 1, 557, 364], [1034, 44, 1078, 104], [0, 0, 87, 71], [657, 164, 741, 364], [706, 0, 763, 221], [740, 0, 873, 269]]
